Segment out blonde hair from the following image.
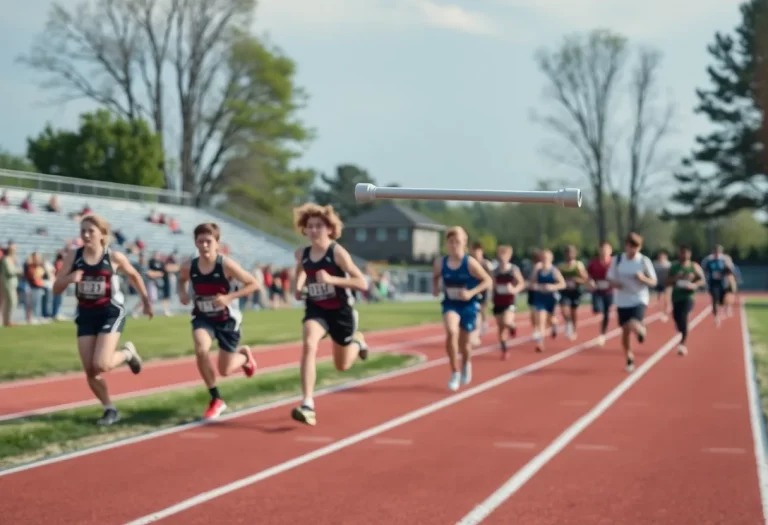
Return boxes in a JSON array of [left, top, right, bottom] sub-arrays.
[[293, 203, 344, 240], [80, 215, 111, 247], [445, 226, 467, 241], [497, 244, 513, 256]]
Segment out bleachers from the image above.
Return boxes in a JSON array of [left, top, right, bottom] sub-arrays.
[[0, 189, 296, 267]]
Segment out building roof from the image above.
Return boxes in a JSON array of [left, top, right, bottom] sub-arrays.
[[346, 202, 446, 231]]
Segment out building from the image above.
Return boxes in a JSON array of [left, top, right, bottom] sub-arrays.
[[343, 202, 446, 264]]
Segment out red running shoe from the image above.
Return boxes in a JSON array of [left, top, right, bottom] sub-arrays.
[[239, 346, 257, 378], [204, 398, 227, 420]]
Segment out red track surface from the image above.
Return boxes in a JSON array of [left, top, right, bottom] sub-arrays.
[[0, 298, 765, 525]]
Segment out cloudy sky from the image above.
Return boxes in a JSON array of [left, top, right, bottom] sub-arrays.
[[0, 0, 742, 195]]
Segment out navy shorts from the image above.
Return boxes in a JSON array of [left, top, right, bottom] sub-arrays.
[[192, 316, 241, 352], [442, 301, 479, 332], [617, 304, 646, 326], [591, 293, 614, 313], [533, 293, 557, 314], [76, 304, 127, 337]]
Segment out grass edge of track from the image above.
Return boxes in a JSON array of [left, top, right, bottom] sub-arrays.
[[745, 298, 768, 421], [0, 352, 419, 469]]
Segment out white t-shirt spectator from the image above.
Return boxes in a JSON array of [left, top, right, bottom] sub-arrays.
[[607, 251, 657, 308]]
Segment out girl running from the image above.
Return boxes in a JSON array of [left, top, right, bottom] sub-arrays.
[[291, 204, 369, 426], [470, 242, 493, 344], [432, 226, 492, 391], [607, 232, 657, 372], [491, 244, 525, 359], [701, 245, 734, 326], [528, 249, 566, 353], [52, 215, 150, 426], [653, 251, 672, 321], [586, 241, 614, 347], [667, 245, 704, 356], [558, 245, 588, 340], [177, 223, 259, 420]]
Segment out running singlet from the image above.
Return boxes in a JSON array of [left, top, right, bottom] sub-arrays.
[[559, 262, 581, 291], [190, 255, 238, 322], [493, 264, 519, 308], [442, 255, 475, 305], [670, 261, 697, 302], [653, 261, 671, 285], [535, 266, 558, 294], [587, 258, 612, 294], [703, 256, 727, 287], [72, 247, 124, 310], [301, 242, 353, 310]]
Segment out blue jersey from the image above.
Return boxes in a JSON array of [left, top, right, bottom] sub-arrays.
[[441, 255, 476, 306], [702, 256, 727, 286], [535, 266, 559, 295]]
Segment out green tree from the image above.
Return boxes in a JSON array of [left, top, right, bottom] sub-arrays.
[[476, 233, 498, 255], [313, 164, 376, 221], [19, 0, 311, 202], [27, 109, 164, 187], [715, 210, 768, 257], [669, 0, 767, 218], [0, 149, 36, 172]]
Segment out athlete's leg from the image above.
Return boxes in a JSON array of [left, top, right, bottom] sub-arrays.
[[672, 298, 693, 355], [300, 319, 326, 404], [193, 327, 217, 390], [78, 335, 110, 406], [443, 309, 461, 373], [216, 345, 251, 377]]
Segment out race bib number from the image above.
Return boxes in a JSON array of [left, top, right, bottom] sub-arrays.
[[676, 279, 691, 289], [711, 271, 721, 279], [307, 282, 334, 298], [195, 296, 222, 314], [445, 287, 463, 300], [566, 279, 575, 289], [596, 280, 609, 290], [495, 284, 510, 295], [77, 277, 106, 297]]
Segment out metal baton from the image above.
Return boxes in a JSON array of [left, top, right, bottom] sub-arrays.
[[354, 183, 582, 208]]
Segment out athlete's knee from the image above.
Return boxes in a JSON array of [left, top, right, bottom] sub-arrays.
[[91, 358, 110, 375], [194, 344, 210, 358]]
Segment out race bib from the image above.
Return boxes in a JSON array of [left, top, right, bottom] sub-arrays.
[[195, 296, 222, 314], [495, 284, 510, 295], [596, 280, 609, 290], [676, 279, 691, 289], [77, 277, 106, 297], [307, 282, 334, 298], [445, 287, 463, 300], [566, 279, 575, 289], [711, 271, 721, 279]]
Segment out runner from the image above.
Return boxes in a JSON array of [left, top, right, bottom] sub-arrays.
[[667, 245, 704, 356], [433, 226, 492, 391], [470, 241, 493, 344], [607, 232, 657, 372], [527, 248, 558, 339], [290, 203, 369, 426], [701, 244, 734, 326], [653, 251, 672, 321], [528, 249, 566, 353], [558, 245, 588, 340], [723, 265, 738, 316], [491, 244, 525, 359], [51, 215, 150, 426], [177, 223, 259, 421], [586, 241, 614, 347]]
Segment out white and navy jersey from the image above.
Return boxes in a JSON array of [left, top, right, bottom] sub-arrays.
[[190, 255, 242, 325], [301, 242, 354, 310], [701, 254, 729, 286], [72, 247, 124, 310]]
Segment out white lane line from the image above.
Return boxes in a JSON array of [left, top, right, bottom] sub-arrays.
[[295, 436, 335, 443], [493, 442, 537, 449], [0, 311, 615, 477], [701, 447, 746, 455], [123, 315, 654, 525], [573, 444, 617, 452], [374, 438, 413, 446], [740, 303, 768, 523], [454, 307, 708, 525]]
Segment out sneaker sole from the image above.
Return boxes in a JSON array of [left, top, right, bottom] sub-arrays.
[[291, 408, 316, 426]]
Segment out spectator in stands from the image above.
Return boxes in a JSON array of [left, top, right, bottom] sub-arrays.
[[45, 195, 60, 213], [113, 229, 126, 246], [35, 227, 48, 236], [279, 266, 292, 304], [20, 192, 34, 212], [0, 242, 20, 326], [24, 252, 46, 324], [146, 251, 167, 315], [135, 237, 145, 251], [161, 251, 180, 316], [168, 217, 182, 234], [51, 252, 65, 319], [147, 209, 160, 223], [81, 203, 93, 216], [251, 263, 265, 309], [262, 264, 274, 308], [41, 255, 56, 319], [0, 190, 9, 206]]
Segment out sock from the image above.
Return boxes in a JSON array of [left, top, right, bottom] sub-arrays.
[[302, 398, 315, 410], [209, 387, 220, 400], [104, 403, 116, 411]]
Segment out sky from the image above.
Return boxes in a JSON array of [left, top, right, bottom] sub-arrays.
[[0, 0, 743, 197]]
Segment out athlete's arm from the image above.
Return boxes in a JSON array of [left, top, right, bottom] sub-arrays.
[[466, 257, 492, 296], [293, 248, 306, 295], [52, 249, 78, 296], [432, 258, 442, 297], [511, 266, 526, 294], [543, 268, 566, 291], [112, 251, 151, 304], [177, 262, 192, 305], [327, 244, 368, 292], [692, 263, 706, 286], [527, 262, 542, 290], [222, 257, 259, 300], [575, 261, 588, 283], [607, 258, 623, 289], [636, 256, 658, 287]]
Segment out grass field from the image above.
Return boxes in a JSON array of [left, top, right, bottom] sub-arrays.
[[746, 298, 768, 419], [0, 301, 441, 380], [0, 352, 418, 467]]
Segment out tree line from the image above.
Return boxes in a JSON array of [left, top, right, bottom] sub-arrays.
[[0, 0, 764, 250]]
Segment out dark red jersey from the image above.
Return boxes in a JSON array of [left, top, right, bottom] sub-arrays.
[[301, 242, 353, 310], [493, 263, 520, 307], [190, 255, 239, 323], [72, 247, 123, 310], [587, 257, 613, 294]]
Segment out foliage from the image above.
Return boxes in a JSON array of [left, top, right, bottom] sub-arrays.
[[19, 0, 312, 202], [669, 0, 767, 218], [26, 109, 164, 187], [313, 164, 377, 221], [0, 149, 36, 172]]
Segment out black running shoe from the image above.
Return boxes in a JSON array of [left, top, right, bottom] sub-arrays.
[[291, 405, 316, 426], [97, 408, 120, 426], [122, 342, 142, 374]]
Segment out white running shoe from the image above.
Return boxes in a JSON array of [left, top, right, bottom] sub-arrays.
[[677, 344, 687, 356], [460, 363, 472, 386], [448, 372, 461, 391], [596, 335, 606, 347]]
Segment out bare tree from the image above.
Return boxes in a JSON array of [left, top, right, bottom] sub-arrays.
[[626, 48, 675, 232], [533, 29, 630, 243], [18, 0, 309, 202]]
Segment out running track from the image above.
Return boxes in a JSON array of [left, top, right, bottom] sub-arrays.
[[0, 298, 766, 524]]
